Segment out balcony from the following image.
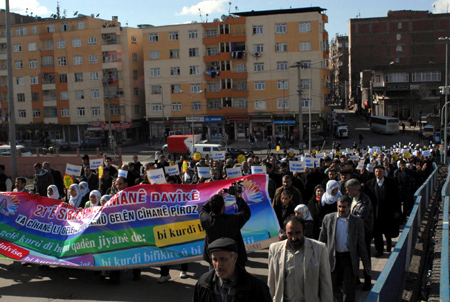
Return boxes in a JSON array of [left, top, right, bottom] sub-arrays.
[[101, 26, 121, 36], [205, 88, 248, 99]]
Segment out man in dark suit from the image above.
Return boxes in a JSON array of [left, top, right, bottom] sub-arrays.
[[364, 165, 401, 257], [319, 196, 371, 302], [43, 162, 64, 197]]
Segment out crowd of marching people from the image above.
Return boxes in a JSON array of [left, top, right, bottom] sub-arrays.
[[0, 142, 438, 301]]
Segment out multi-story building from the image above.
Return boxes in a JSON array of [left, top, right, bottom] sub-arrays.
[[143, 7, 330, 142], [329, 34, 349, 104], [349, 10, 450, 119], [2, 14, 145, 145]]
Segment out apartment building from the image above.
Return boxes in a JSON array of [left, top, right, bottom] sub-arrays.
[[143, 7, 329, 141], [329, 34, 349, 104], [2, 14, 145, 145]]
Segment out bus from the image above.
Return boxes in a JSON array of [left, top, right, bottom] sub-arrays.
[[370, 116, 400, 134]]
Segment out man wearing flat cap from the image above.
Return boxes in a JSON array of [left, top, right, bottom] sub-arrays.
[[193, 238, 271, 302]]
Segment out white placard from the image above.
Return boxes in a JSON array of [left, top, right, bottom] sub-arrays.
[[401, 149, 408, 154], [350, 155, 360, 161], [65, 163, 82, 176], [345, 148, 351, 153], [366, 164, 373, 172], [357, 160, 365, 169], [164, 165, 180, 176], [368, 148, 373, 154], [422, 150, 431, 157], [213, 152, 225, 161], [90, 159, 103, 170], [316, 152, 325, 159], [313, 158, 320, 167], [118, 169, 128, 178], [226, 167, 243, 179], [251, 165, 267, 174], [289, 161, 306, 173], [301, 157, 314, 168], [147, 169, 166, 184], [197, 166, 211, 178]]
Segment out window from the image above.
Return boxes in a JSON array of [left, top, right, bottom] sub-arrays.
[[16, 77, 24, 85], [153, 104, 162, 112], [221, 79, 232, 89], [277, 80, 288, 89], [59, 74, 67, 83], [300, 41, 311, 51], [72, 38, 81, 47], [412, 72, 441, 82], [254, 81, 265, 90], [58, 57, 67, 66], [75, 73, 83, 82], [73, 56, 82, 65], [151, 85, 162, 94], [150, 68, 160, 77], [220, 43, 230, 53], [299, 22, 311, 33], [385, 73, 409, 83], [47, 24, 55, 33], [275, 23, 287, 34], [27, 59, 37, 69], [277, 61, 288, 71], [300, 60, 311, 69], [254, 63, 264, 72], [188, 30, 198, 39], [277, 98, 289, 109], [88, 36, 97, 45], [134, 88, 139, 96], [208, 100, 222, 110], [92, 107, 101, 116], [396, 45, 402, 52], [170, 49, 179, 58], [191, 102, 201, 111], [396, 34, 402, 41], [398, 22, 402, 29], [89, 54, 98, 63], [17, 93, 25, 102], [76, 90, 84, 99], [61, 23, 69, 32], [32, 92, 39, 102], [319, 23, 323, 33], [30, 76, 38, 84], [150, 51, 160, 60], [301, 79, 311, 88], [190, 66, 200, 75], [237, 64, 247, 72], [77, 21, 85, 30], [16, 27, 27, 36], [190, 84, 201, 93], [60, 91, 69, 100], [91, 89, 100, 98], [90, 72, 99, 81], [110, 106, 121, 115], [220, 24, 230, 34], [131, 36, 137, 44], [18, 110, 26, 118], [275, 43, 287, 52], [15, 60, 23, 69], [13, 44, 21, 52], [57, 40, 65, 49], [206, 29, 218, 38], [171, 85, 181, 93], [252, 25, 263, 35], [169, 66, 180, 76], [76, 107, 85, 116], [61, 108, 69, 117], [149, 33, 159, 42], [169, 32, 179, 40], [254, 99, 266, 110], [302, 98, 311, 108], [206, 47, 219, 56], [253, 44, 264, 53], [28, 42, 36, 51], [189, 48, 199, 57], [32, 26, 37, 34], [233, 99, 247, 109], [132, 53, 138, 62]]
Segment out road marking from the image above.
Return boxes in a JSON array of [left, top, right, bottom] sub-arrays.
[[355, 128, 370, 130]]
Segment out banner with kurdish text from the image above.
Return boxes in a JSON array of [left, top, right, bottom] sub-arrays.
[[0, 175, 279, 269]]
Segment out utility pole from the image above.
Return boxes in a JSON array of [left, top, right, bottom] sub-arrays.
[[290, 62, 303, 150], [439, 37, 449, 164], [104, 78, 113, 153]]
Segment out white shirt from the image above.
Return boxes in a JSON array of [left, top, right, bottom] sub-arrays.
[[335, 214, 350, 252], [377, 177, 384, 187]]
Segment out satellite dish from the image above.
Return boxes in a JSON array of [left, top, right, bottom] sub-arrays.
[[74, 11, 78, 16], [96, 13, 100, 17], [90, 13, 95, 18]]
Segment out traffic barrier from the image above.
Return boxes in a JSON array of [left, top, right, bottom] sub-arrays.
[[367, 163, 438, 302], [440, 170, 450, 302]]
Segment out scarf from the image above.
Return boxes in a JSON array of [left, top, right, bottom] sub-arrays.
[[294, 204, 313, 221], [47, 185, 60, 199], [68, 184, 82, 208], [321, 180, 342, 206], [79, 181, 90, 197], [88, 190, 102, 207]]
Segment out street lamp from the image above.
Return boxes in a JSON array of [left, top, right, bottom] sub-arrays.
[[439, 37, 449, 164], [282, 80, 286, 147], [159, 85, 165, 140], [180, 90, 203, 154]]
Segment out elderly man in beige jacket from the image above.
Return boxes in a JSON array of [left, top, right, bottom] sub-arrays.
[[268, 215, 333, 302]]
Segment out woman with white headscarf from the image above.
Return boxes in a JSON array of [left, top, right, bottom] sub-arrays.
[[68, 184, 83, 208], [294, 204, 314, 238], [320, 180, 342, 217], [100, 195, 111, 206], [47, 185, 60, 200], [79, 181, 90, 208], [85, 190, 102, 208]]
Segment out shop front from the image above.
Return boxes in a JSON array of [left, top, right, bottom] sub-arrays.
[[250, 116, 272, 141], [225, 115, 250, 141], [273, 119, 296, 138], [204, 116, 224, 142]]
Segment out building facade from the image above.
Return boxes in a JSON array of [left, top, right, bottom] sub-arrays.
[[2, 14, 145, 145], [349, 10, 450, 119], [143, 7, 330, 142], [329, 34, 349, 105]]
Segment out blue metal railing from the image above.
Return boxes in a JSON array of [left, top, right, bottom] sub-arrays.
[[367, 163, 438, 302], [440, 170, 450, 302]]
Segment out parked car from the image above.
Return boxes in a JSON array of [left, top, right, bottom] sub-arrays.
[[0, 145, 32, 156], [421, 125, 435, 138], [79, 138, 107, 150], [225, 147, 248, 158]]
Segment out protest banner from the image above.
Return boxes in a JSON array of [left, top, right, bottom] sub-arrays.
[[251, 166, 266, 175], [118, 169, 128, 178], [301, 157, 314, 168], [65, 164, 82, 177], [0, 175, 278, 269], [164, 165, 180, 176]]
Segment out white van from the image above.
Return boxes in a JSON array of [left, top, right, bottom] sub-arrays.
[[193, 144, 225, 158], [0, 145, 32, 156]]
